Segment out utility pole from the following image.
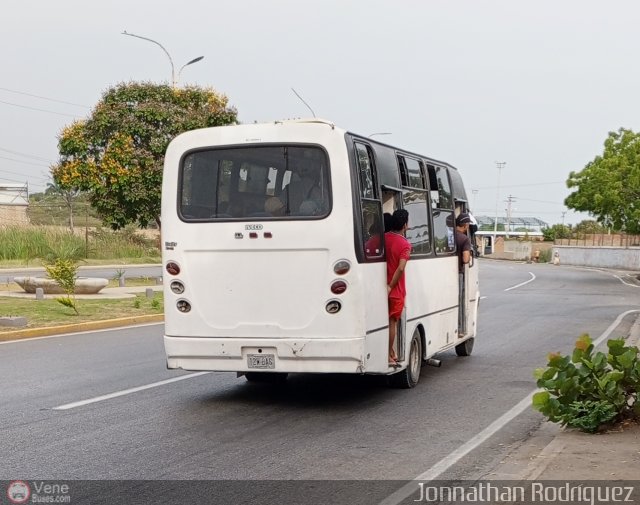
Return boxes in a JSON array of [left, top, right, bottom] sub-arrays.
[[472, 189, 479, 211], [505, 195, 516, 238], [493, 162, 506, 254]]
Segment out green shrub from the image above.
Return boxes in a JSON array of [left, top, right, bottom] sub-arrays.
[[44, 257, 79, 315], [533, 334, 640, 433], [538, 249, 552, 263]]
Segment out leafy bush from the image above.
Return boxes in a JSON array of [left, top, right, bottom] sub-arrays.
[[533, 334, 640, 433], [538, 249, 552, 263], [44, 257, 79, 315]]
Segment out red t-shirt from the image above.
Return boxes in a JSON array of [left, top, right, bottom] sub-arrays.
[[384, 231, 412, 299]]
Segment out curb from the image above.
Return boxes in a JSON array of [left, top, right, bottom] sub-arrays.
[[487, 312, 640, 480], [0, 314, 164, 342]]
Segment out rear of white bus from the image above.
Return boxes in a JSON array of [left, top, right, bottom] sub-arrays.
[[161, 122, 390, 376]]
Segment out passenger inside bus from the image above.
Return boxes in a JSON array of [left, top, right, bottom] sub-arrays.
[[284, 160, 324, 213], [264, 196, 286, 216]]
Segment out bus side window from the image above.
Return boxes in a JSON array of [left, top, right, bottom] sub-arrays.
[[427, 164, 455, 255], [355, 142, 383, 260], [363, 204, 384, 257]]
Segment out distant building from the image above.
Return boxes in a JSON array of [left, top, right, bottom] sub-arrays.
[[474, 215, 548, 233], [473, 216, 548, 255], [0, 183, 29, 225]]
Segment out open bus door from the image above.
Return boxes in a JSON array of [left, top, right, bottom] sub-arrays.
[[381, 188, 406, 364], [458, 213, 479, 355]]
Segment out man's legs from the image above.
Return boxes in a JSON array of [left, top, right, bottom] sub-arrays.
[[388, 296, 404, 363], [458, 272, 466, 337], [389, 316, 398, 363]]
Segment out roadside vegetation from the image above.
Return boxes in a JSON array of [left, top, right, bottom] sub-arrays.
[[0, 226, 160, 266], [0, 293, 163, 333], [0, 225, 162, 331], [533, 334, 640, 433]]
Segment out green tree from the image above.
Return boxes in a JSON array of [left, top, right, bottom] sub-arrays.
[[28, 191, 102, 228], [565, 128, 640, 233], [574, 219, 606, 236], [44, 181, 80, 232], [542, 224, 571, 241], [51, 82, 238, 229]]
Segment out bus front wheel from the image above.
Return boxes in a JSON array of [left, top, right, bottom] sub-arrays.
[[389, 329, 422, 389]]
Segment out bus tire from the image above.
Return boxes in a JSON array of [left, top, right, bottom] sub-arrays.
[[245, 372, 288, 383], [389, 329, 422, 389], [455, 337, 474, 357]]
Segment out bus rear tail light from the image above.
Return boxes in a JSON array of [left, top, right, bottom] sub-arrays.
[[166, 261, 181, 276], [170, 281, 185, 294], [333, 260, 351, 275], [176, 300, 191, 313], [330, 280, 347, 295], [326, 300, 342, 314]]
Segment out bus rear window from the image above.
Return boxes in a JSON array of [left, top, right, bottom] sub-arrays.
[[179, 146, 330, 220]]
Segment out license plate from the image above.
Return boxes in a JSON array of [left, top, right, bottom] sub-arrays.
[[247, 354, 275, 369]]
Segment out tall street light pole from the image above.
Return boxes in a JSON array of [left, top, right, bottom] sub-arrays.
[[122, 31, 204, 87], [493, 161, 506, 254], [178, 56, 204, 83]]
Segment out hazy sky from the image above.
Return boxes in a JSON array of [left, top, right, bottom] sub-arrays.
[[2, 0, 639, 225]]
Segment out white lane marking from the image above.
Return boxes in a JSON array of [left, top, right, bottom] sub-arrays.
[[0, 322, 164, 345], [571, 266, 640, 288], [612, 274, 640, 288], [379, 308, 640, 505], [52, 372, 211, 410], [504, 272, 535, 291]]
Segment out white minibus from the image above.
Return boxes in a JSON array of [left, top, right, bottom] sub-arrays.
[[161, 119, 479, 388]]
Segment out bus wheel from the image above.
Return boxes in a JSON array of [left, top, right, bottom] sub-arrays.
[[455, 337, 474, 357], [389, 329, 422, 389], [245, 372, 288, 384]]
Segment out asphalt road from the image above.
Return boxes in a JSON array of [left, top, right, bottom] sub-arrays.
[[1, 260, 638, 502]]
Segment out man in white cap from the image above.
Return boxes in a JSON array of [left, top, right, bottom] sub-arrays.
[[455, 213, 473, 337]]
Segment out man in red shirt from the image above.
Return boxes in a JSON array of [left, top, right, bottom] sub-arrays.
[[384, 209, 411, 366]]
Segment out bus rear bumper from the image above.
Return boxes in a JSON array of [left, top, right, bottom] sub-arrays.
[[164, 335, 368, 374]]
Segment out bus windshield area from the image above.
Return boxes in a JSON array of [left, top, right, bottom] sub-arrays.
[[179, 145, 330, 220]]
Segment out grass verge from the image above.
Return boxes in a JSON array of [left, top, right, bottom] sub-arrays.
[[0, 293, 163, 333]]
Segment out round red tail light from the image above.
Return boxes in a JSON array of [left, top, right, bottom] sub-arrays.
[[166, 261, 180, 276], [330, 280, 347, 295]]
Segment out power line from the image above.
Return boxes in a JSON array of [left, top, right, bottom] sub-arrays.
[[0, 166, 50, 180], [0, 99, 82, 118], [0, 147, 55, 163], [0, 155, 51, 168], [0, 87, 90, 108], [475, 181, 566, 191], [0, 175, 28, 184], [516, 197, 566, 205]]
